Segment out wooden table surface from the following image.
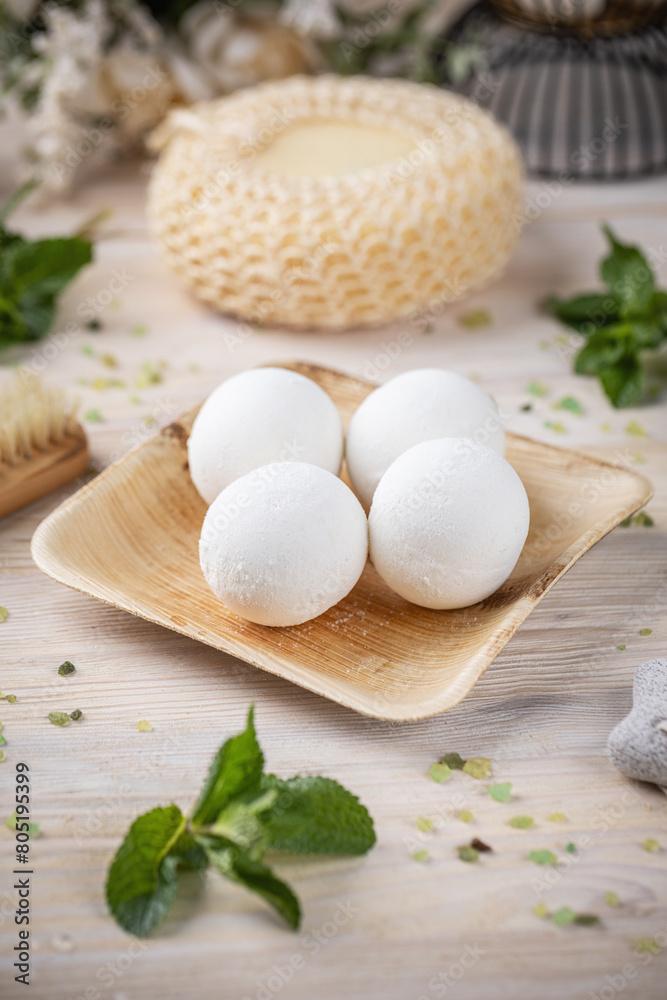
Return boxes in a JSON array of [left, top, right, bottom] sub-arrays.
[[1, 162, 666, 1000]]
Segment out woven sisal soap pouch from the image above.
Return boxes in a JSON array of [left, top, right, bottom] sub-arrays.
[[148, 75, 524, 330]]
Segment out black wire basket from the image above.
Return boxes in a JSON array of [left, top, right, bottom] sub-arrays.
[[439, 0, 667, 179]]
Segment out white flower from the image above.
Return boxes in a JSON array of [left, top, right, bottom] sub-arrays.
[[279, 0, 340, 40], [179, 1, 316, 95]]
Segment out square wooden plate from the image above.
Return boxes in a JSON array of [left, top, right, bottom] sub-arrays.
[[31, 362, 653, 721]]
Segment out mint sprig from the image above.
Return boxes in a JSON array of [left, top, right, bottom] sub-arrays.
[[546, 225, 667, 407], [0, 182, 92, 350], [105, 706, 375, 937]]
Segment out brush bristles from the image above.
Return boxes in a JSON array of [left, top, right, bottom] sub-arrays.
[[0, 369, 79, 466]]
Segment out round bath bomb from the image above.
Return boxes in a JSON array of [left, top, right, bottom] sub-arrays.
[[188, 367, 343, 504], [199, 462, 368, 626], [346, 369, 505, 508], [368, 438, 529, 610]]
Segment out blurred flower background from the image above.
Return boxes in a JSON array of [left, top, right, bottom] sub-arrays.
[[0, 0, 474, 195], [2, 0, 665, 195]]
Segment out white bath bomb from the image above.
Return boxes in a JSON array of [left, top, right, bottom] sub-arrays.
[[199, 462, 368, 626], [188, 367, 343, 504], [369, 438, 529, 610], [346, 368, 505, 508]]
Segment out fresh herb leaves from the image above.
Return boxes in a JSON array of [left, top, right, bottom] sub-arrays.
[[547, 225, 667, 407], [0, 182, 92, 351], [105, 706, 375, 938]]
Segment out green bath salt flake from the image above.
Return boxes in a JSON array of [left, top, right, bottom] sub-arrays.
[[459, 810, 474, 823], [527, 381, 549, 397], [636, 938, 661, 955], [487, 782, 512, 803], [552, 907, 576, 926], [69, 710, 83, 721], [529, 850, 557, 866], [459, 308, 492, 329], [509, 816, 534, 829], [554, 396, 584, 415], [58, 661, 76, 676], [640, 628, 653, 636], [48, 712, 70, 727], [416, 817, 434, 833], [573, 914, 601, 927], [441, 753, 466, 770], [462, 757, 491, 780], [429, 762, 451, 783], [413, 850, 429, 863], [457, 846, 479, 863], [605, 891, 620, 907]]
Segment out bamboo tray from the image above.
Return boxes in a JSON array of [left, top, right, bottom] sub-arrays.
[[31, 362, 653, 721]]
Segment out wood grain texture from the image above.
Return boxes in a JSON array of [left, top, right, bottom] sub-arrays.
[[0, 166, 666, 1000], [30, 362, 652, 720], [0, 425, 88, 519]]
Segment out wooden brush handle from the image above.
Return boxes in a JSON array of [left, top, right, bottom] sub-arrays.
[[0, 424, 89, 519]]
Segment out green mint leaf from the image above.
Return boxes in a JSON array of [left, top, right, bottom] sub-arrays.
[[546, 293, 618, 332], [260, 775, 375, 856], [573, 329, 626, 374], [600, 225, 655, 317], [651, 290, 667, 333], [629, 320, 663, 349], [191, 706, 263, 827], [204, 842, 301, 930], [0, 192, 93, 350], [599, 355, 645, 408], [0, 180, 37, 231], [207, 789, 277, 859], [105, 804, 186, 937], [172, 828, 208, 871]]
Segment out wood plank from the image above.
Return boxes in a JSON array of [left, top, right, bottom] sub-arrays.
[[1, 153, 666, 1000]]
